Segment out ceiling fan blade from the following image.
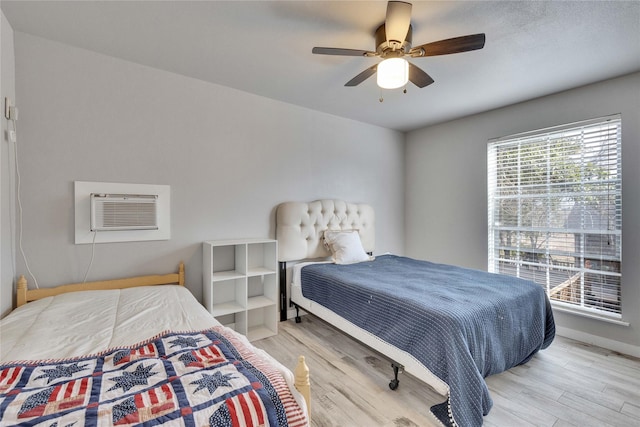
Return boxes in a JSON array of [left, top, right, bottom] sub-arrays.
[[410, 33, 486, 57], [385, 1, 412, 46], [408, 62, 434, 88], [312, 47, 373, 56], [345, 65, 378, 86]]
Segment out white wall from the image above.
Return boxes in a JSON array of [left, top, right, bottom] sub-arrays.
[[0, 11, 16, 317], [8, 25, 636, 358], [5, 32, 405, 310], [406, 72, 640, 356]]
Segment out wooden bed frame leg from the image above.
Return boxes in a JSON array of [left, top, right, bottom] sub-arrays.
[[178, 262, 185, 286], [294, 355, 311, 418], [16, 275, 28, 308]]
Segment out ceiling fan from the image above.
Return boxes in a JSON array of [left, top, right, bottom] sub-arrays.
[[312, 1, 485, 91]]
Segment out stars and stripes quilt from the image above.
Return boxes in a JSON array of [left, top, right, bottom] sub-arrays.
[[0, 327, 308, 427]]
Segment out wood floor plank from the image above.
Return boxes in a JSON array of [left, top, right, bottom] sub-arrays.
[[551, 420, 582, 427], [562, 385, 625, 412], [482, 404, 538, 427], [518, 389, 618, 427], [557, 391, 640, 426], [255, 316, 640, 427], [621, 401, 640, 418], [488, 390, 557, 426], [488, 366, 565, 401]]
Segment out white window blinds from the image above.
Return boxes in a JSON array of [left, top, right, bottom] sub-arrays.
[[488, 115, 622, 318]]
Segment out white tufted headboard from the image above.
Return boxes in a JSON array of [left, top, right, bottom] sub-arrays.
[[276, 199, 375, 262]]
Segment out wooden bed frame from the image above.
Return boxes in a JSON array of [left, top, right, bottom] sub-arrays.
[[16, 262, 187, 307], [14, 262, 311, 421]]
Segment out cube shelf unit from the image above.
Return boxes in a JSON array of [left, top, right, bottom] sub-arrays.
[[203, 238, 278, 341]]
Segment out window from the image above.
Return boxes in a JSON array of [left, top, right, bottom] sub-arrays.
[[488, 115, 622, 319]]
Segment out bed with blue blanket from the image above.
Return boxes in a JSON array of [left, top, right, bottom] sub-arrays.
[[276, 200, 555, 427]]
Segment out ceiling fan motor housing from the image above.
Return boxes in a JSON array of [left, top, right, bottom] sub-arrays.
[[375, 23, 412, 57], [310, 1, 485, 89]]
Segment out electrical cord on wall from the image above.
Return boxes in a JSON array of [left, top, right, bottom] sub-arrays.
[[9, 116, 40, 289], [82, 230, 98, 283]]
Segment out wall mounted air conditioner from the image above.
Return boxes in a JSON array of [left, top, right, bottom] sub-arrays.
[[90, 193, 158, 231]]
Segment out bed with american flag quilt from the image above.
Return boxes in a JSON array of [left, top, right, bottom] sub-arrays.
[[1, 277, 308, 427], [0, 326, 307, 426]]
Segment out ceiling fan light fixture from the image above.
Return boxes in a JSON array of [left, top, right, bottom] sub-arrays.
[[312, 1, 486, 92], [377, 58, 409, 89]]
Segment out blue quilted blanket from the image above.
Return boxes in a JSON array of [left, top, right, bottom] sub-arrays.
[[301, 254, 555, 427], [0, 328, 307, 427]]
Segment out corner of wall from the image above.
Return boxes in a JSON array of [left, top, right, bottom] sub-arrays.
[[1, 10, 17, 317]]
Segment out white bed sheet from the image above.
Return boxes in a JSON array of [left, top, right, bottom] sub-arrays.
[[0, 285, 216, 362], [1, 284, 308, 420]]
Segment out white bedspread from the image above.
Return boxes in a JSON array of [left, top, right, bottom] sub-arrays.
[[1, 284, 309, 423], [0, 285, 219, 362]]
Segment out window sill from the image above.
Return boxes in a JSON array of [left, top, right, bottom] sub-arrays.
[[551, 303, 629, 326]]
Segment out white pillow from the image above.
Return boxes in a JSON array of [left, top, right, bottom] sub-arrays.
[[323, 230, 373, 265]]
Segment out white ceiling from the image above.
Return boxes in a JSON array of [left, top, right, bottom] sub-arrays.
[[2, 1, 639, 132]]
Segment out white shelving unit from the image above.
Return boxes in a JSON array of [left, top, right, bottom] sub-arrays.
[[203, 238, 277, 341]]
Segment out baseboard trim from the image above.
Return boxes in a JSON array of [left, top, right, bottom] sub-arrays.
[[556, 326, 640, 358]]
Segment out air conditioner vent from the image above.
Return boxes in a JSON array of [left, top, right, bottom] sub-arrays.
[[90, 193, 158, 231]]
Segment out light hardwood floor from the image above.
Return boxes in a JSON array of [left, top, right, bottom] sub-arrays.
[[256, 316, 640, 427]]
